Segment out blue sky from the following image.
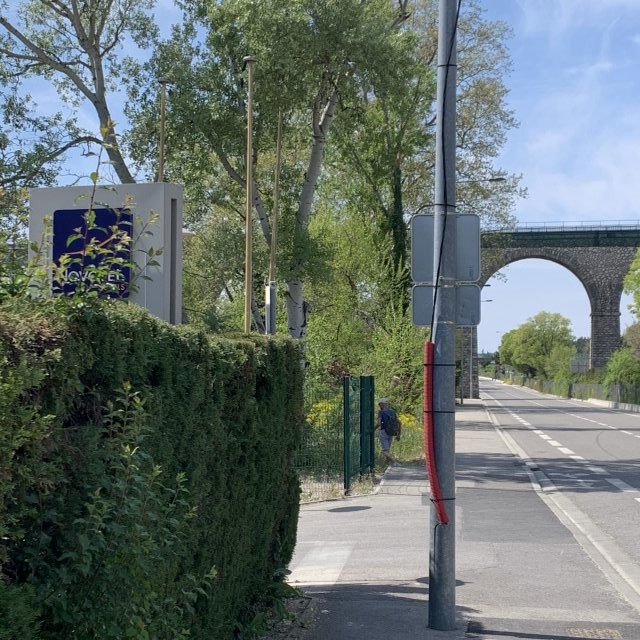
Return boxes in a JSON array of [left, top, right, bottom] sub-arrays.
[[477, 0, 640, 352], [15, 0, 639, 351]]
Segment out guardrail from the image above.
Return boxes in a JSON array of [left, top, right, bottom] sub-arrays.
[[483, 220, 640, 233]]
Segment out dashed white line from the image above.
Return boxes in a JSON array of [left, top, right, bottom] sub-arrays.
[[485, 392, 639, 502], [586, 466, 609, 475], [605, 478, 638, 493]]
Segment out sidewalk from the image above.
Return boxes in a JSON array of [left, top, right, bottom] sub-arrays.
[[286, 400, 640, 639]]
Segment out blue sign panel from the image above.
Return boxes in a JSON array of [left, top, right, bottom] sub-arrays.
[[52, 208, 132, 298]]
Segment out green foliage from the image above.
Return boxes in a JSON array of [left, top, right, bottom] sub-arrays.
[[1, 0, 159, 184], [365, 306, 428, 414], [0, 301, 303, 639], [624, 247, 640, 319], [545, 343, 577, 382], [623, 322, 640, 357], [296, 393, 343, 476], [500, 311, 574, 379], [0, 581, 41, 640], [30, 383, 215, 639], [604, 347, 640, 387], [391, 412, 424, 463]]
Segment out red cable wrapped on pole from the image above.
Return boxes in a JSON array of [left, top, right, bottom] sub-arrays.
[[424, 340, 449, 524]]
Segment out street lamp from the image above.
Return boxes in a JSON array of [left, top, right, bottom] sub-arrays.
[[243, 55, 256, 335]]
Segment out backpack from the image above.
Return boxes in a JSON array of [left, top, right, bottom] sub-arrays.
[[380, 407, 399, 436]]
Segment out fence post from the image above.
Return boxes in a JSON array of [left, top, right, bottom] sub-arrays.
[[359, 376, 375, 474], [343, 377, 351, 494], [369, 376, 375, 473]]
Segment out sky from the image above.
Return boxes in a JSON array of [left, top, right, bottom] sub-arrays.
[[12, 0, 639, 351], [476, 0, 640, 353]]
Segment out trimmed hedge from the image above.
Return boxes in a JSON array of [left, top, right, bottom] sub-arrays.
[[0, 300, 303, 639]]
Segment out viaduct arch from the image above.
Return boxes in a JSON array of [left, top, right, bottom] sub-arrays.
[[463, 223, 640, 398]]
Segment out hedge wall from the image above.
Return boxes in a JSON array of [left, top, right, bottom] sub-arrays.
[[0, 300, 303, 639]]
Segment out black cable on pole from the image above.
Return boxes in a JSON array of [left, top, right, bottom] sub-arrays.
[[430, 0, 463, 335]]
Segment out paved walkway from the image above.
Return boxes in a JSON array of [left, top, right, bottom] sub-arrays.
[[287, 400, 640, 639]]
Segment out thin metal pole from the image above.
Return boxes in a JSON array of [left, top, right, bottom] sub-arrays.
[[429, 0, 457, 630], [158, 79, 167, 182], [266, 109, 283, 334], [243, 56, 256, 335], [469, 328, 473, 399], [270, 109, 282, 283]]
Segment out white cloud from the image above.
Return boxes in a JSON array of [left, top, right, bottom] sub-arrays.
[[518, 1, 640, 36], [565, 60, 613, 75]]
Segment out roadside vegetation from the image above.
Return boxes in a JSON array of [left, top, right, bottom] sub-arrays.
[[0, 0, 524, 636]]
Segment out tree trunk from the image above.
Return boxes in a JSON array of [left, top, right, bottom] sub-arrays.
[[285, 88, 339, 339], [391, 163, 410, 310]]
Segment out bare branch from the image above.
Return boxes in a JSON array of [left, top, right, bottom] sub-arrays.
[[0, 16, 97, 104], [0, 135, 103, 187]]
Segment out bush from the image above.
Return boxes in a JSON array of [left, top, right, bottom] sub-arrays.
[[0, 299, 303, 639]]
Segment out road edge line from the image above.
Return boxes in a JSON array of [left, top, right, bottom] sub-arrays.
[[483, 397, 640, 616]]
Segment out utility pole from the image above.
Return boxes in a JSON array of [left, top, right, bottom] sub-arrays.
[[243, 56, 256, 335], [429, 0, 457, 630]]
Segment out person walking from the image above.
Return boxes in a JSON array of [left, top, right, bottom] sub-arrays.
[[376, 397, 402, 465]]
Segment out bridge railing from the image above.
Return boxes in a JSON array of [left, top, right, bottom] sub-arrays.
[[483, 220, 640, 233]]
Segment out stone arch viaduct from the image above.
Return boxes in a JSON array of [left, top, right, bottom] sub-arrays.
[[464, 223, 640, 398]]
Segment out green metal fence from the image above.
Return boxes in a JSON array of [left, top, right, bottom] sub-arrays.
[[343, 375, 375, 494], [294, 376, 375, 502]]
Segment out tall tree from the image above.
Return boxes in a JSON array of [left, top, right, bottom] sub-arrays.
[[128, 0, 417, 338], [329, 0, 522, 311], [500, 311, 574, 378], [0, 0, 159, 184]]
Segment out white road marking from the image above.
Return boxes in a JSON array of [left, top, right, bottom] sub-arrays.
[[485, 393, 636, 492], [484, 392, 640, 615], [587, 466, 609, 475], [289, 542, 353, 585], [605, 478, 638, 493]]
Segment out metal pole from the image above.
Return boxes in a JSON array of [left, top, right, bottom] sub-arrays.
[[469, 328, 474, 399], [429, 0, 457, 630], [266, 109, 283, 335], [243, 56, 256, 335], [158, 79, 167, 182]]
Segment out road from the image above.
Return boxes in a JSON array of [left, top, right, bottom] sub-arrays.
[[482, 379, 640, 611]]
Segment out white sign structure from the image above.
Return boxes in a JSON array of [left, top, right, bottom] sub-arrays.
[[411, 213, 480, 283], [412, 284, 481, 327], [410, 212, 481, 327], [29, 183, 184, 324]]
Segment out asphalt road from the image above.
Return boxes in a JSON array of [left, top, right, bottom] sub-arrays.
[[482, 379, 640, 612], [288, 394, 640, 639]]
